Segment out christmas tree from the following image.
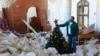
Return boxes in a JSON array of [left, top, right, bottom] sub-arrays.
[[45, 19, 70, 54]]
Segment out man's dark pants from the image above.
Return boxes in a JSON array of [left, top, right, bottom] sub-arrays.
[[68, 34, 76, 53]]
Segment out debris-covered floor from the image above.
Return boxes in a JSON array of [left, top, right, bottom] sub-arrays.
[[0, 30, 99, 56]]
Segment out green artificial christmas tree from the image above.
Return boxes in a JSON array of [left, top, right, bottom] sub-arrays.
[[45, 19, 70, 54]]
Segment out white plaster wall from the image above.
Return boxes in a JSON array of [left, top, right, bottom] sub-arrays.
[[0, 0, 16, 8], [48, 0, 71, 37], [71, 0, 97, 26], [71, 0, 80, 22], [96, 0, 100, 33]]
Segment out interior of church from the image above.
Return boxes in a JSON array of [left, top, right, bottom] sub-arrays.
[[0, 0, 99, 56]]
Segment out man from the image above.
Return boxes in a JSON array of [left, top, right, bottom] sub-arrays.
[[57, 16, 79, 54]]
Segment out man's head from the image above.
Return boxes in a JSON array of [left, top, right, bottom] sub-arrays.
[[69, 16, 75, 22]]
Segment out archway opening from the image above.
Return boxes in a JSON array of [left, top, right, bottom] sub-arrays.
[[27, 6, 37, 24], [26, 6, 42, 32]]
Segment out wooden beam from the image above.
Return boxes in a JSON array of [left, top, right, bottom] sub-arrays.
[[22, 19, 37, 34]]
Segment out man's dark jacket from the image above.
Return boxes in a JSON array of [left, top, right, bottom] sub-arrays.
[[57, 21, 79, 37]]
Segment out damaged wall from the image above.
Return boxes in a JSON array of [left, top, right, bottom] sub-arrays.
[[0, 11, 2, 18], [5, 0, 48, 33], [0, 1, 2, 18]]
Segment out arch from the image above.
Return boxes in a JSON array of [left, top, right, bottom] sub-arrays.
[[25, 5, 42, 32], [77, 0, 89, 31], [26, 6, 37, 23]]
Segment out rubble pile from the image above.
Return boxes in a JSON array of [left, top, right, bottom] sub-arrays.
[[0, 30, 99, 56]]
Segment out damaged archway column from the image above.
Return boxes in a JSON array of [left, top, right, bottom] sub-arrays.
[[0, 0, 16, 31], [48, 0, 71, 39]]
